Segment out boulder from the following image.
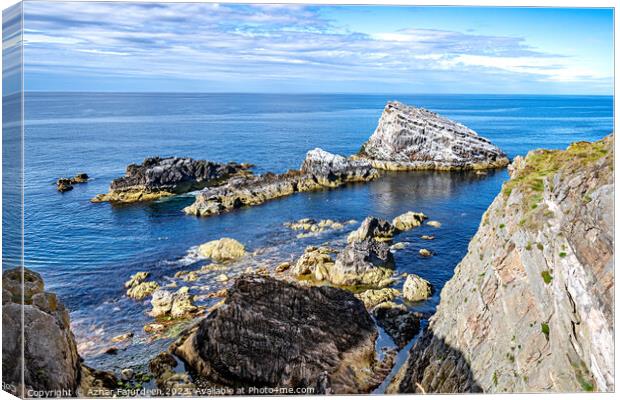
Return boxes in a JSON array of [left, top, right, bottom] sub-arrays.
[[198, 238, 246, 262], [149, 352, 196, 393], [427, 220, 442, 228], [92, 157, 251, 203], [124, 271, 149, 289], [355, 288, 401, 309], [329, 239, 395, 288], [402, 274, 433, 302], [392, 211, 428, 231], [348, 217, 396, 243], [56, 173, 89, 192], [126, 281, 159, 300], [290, 246, 336, 281], [172, 275, 380, 393], [419, 249, 432, 257], [149, 287, 197, 318], [358, 101, 509, 171]]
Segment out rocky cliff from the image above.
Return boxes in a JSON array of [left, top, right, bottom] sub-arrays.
[[2, 268, 117, 397], [184, 149, 377, 217], [92, 157, 251, 203], [390, 135, 614, 393], [359, 101, 508, 170]]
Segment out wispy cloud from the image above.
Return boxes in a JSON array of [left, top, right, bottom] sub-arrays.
[[21, 2, 612, 93]]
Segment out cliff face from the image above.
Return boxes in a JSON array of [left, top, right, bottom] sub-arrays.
[[391, 135, 614, 393], [359, 101, 508, 170]]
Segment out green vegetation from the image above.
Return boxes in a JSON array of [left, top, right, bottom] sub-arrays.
[[559, 252, 567, 258], [492, 371, 499, 386], [537, 243, 544, 251], [541, 270, 553, 284], [525, 242, 532, 251], [541, 323, 550, 340], [502, 139, 609, 198], [499, 223, 505, 229]]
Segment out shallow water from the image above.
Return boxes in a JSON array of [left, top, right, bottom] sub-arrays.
[[7, 93, 612, 373]]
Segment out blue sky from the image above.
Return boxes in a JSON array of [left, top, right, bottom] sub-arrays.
[[21, 2, 614, 94]]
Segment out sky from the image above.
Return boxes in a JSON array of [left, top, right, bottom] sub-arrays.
[[16, 2, 615, 94]]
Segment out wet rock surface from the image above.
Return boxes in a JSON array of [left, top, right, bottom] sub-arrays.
[[56, 173, 89, 192], [172, 274, 382, 393], [92, 157, 251, 203], [373, 303, 421, 348], [358, 101, 509, 171]]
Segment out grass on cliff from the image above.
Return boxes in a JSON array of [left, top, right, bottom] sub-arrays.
[[502, 139, 610, 198]]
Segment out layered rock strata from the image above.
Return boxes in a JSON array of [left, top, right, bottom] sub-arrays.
[[358, 101, 509, 171], [2, 268, 117, 397], [184, 149, 378, 217], [171, 275, 383, 393], [92, 157, 251, 203], [390, 135, 614, 393]]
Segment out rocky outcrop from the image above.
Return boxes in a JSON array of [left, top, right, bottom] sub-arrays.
[[2, 268, 116, 397], [358, 101, 509, 171], [329, 239, 396, 288], [347, 217, 396, 243], [92, 157, 251, 203], [373, 303, 421, 348], [402, 274, 433, 302], [290, 246, 337, 281], [56, 173, 89, 192], [172, 275, 383, 393], [391, 135, 614, 393], [184, 149, 378, 217], [198, 238, 246, 262], [149, 287, 198, 318], [392, 211, 427, 231]]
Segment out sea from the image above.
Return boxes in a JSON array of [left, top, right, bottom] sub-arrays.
[[2, 92, 614, 376]]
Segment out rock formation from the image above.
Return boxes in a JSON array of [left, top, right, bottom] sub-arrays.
[[358, 101, 509, 171], [56, 173, 89, 192], [92, 157, 251, 203], [171, 275, 383, 393], [330, 239, 395, 288], [347, 216, 396, 243], [390, 135, 614, 393], [198, 238, 246, 262], [2, 268, 117, 397], [402, 274, 433, 302], [184, 149, 378, 217]]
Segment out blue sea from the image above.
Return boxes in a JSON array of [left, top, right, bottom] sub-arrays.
[[5, 93, 614, 372]]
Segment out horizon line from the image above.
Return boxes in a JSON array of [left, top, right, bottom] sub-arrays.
[[10, 90, 615, 97]]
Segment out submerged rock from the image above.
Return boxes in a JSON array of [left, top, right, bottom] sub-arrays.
[[198, 238, 246, 262], [92, 157, 251, 203], [348, 216, 396, 243], [330, 239, 395, 288], [358, 101, 509, 171], [284, 218, 349, 238], [184, 149, 378, 217], [172, 275, 381, 393], [391, 135, 614, 393], [427, 220, 442, 228], [2, 268, 116, 397], [402, 274, 432, 302]]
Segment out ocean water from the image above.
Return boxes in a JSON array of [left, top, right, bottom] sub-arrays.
[[11, 93, 613, 372]]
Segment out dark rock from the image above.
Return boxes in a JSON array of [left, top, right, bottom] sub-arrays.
[[172, 275, 381, 393], [56, 173, 89, 192], [373, 305, 421, 348], [184, 149, 378, 217], [92, 157, 251, 203]]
